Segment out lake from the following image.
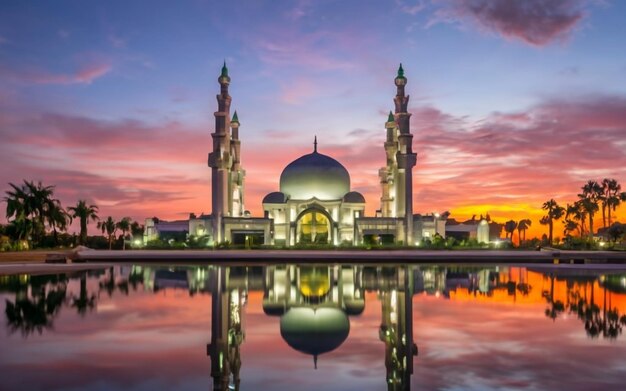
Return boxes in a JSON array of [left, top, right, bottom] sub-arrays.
[[1, 264, 626, 391]]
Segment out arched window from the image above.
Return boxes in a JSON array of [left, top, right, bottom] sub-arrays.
[[297, 210, 330, 244]]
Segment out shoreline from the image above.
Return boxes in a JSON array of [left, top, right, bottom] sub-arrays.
[[1, 249, 626, 275]]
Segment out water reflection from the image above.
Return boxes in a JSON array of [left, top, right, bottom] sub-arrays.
[[207, 265, 418, 390], [2, 264, 626, 390]]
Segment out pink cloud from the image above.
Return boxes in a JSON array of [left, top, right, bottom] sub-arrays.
[[430, 0, 587, 46], [0, 62, 111, 85]]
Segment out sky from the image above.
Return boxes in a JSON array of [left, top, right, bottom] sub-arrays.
[[1, 0, 626, 239]]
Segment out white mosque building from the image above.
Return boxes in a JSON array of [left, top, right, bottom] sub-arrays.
[[146, 63, 451, 246]]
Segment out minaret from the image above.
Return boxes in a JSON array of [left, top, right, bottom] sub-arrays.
[[393, 64, 417, 245], [230, 111, 245, 217], [208, 61, 233, 243], [379, 111, 398, 218]]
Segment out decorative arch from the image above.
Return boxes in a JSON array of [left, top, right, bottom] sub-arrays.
[[295, 205, 334, 244]]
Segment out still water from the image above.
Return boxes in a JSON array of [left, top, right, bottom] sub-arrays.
[[1, 264, 626, 391]]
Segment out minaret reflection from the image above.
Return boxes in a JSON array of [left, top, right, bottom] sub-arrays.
[[206, 267, 248, 391], [206, 265, 418, 391], [364, 266, 419, 391]]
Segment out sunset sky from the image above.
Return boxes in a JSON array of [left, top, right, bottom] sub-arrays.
[[1, 0, 625, 238]]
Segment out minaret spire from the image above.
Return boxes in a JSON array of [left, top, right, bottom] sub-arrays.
[[314, 135, 318, 153]]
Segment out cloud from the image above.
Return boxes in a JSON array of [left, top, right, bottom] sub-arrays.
[[0, 111, 212, 224], [397, 0, 427, 16], [0, 62, 112, 85], [429, 0, 587, 46], [407, 94, 626, 235]]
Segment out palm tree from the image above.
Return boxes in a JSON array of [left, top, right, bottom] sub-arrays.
[[116, 217, 131, 250], [601, 179, 623, 227], [68, 200, 99, 245], [24, 181, 59, 242], [564, 203, 584, 237], [541, 199, 565, 245], [4, 180, 63, 246], [579, 180, 603, 239], [517, 219, 532, 244], [4, 183, 32, 243], [504, 220, 518, 242], [47, 201, 71, 246], [97, 216, 117, 250]]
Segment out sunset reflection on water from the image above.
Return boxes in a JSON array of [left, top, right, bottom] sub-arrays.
[[1, 264, 625, 391]]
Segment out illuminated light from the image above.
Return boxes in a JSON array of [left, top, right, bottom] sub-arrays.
[[599, 241, 605, 247], [434, 212, 440, 218], [415, 241, 420, 246], [133, 239, 142, 246], [494, 240, 500, 247]]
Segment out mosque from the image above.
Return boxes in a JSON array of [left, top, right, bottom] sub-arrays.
[[146, 63, 449, 246]]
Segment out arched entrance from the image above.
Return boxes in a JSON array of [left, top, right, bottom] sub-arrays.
[[296, 208, 332, 244]]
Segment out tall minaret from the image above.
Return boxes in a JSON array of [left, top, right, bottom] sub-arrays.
[[379, 111, 398, 218], [393, 64, 417, 245], [229, 111, 245, 217], [208, 62, 233, 243]]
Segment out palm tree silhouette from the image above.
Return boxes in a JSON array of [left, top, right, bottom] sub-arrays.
[[541, 199, 565, 245], [68, 200, 99, 245], [97, 217, 117, 250], [116, 217, 132, 250], [504, 220, 518, 242], [578, 180, 603, 240], [517, 219, 532, 245]]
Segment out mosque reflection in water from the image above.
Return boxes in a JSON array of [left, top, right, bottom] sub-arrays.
[[3, 264, 626, 390], [206, 265, 417, 390]]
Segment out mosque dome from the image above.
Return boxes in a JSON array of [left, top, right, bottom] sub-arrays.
[[342, 191, 365, 204], [280, 307, 350, 362], [262, 191, 288, 204], [279, 143, 350, 200]]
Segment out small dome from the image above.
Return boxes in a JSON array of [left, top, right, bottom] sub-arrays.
[[280, 150, 350, 201], [344, 299, 365, 316], [263, 191, 288, 204], [343, 191, 365, 203], [280, 307, 350, 357], [262, 300, 286, 316]]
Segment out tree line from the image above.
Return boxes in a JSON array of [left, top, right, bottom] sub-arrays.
[[540, 178, 626, 246], [464, 178, 625, 248], [1, 180, 143, 250]]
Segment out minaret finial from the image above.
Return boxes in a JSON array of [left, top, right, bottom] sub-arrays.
[[397, 63, 404, 78], [221, 60, 228, 77], [314, 135, 318, 153], [388, 111, 395, 122]]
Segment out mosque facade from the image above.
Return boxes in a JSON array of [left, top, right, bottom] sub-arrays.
[[146, 63, 448, 246]]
